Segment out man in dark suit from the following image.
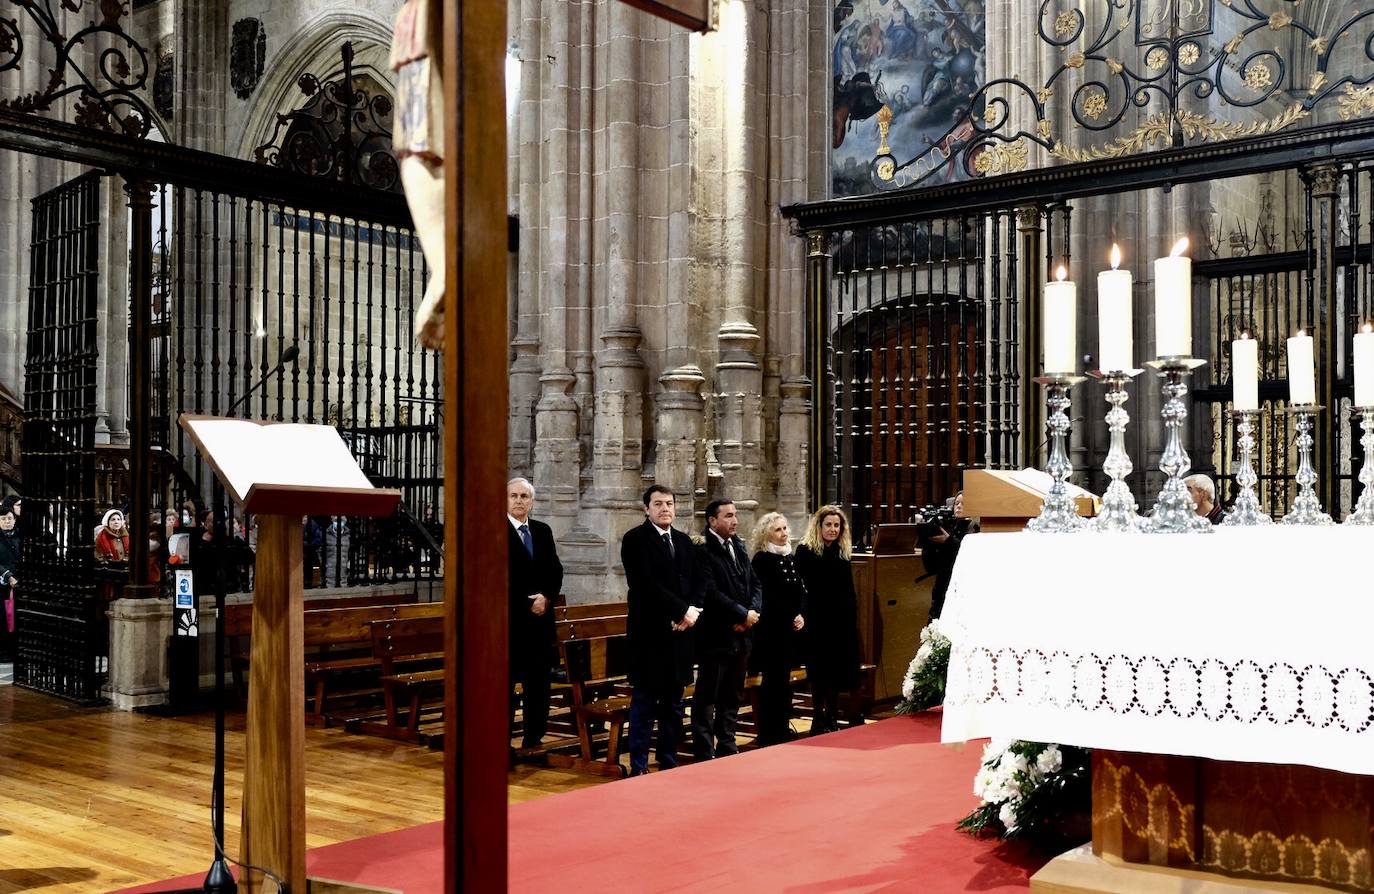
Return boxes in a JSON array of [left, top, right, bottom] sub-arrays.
[[692, 498, 762, 760], [621, 484, 706, 775], [507, 477, 563, 752]]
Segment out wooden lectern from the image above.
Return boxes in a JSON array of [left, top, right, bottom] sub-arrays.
[[181, 415, 401, 894], [963, 468, 1099, 532]]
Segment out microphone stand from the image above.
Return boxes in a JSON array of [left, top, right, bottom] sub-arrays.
[[160, 348, 298, 894]]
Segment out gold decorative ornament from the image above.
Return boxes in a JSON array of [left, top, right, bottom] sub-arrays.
[[983, 104, 1001, 127], [1037, 118, 1052, 139], [875, 157, 896, 182], [1339, 83, 1374, 120], [1309, 71, 1328, 96], [1053, 11, 1077, 38], [1311, 36, 1328, 56], [1268, 12, 1293, 30], [1225, 33, 1244, 54], [1050, 104, 1311, 163], [1178, 43, 1200, 66], [1106, 57, 1123, 75], [973, 139, 1028, 175], [1066, 52, 1085, 69], [876, 104, 893, 155], [1082, 88, 1107, 120], [1036, 86, 1053, 103], [1146, 47, 1169, 70], [1244, 61, 1273, 91]]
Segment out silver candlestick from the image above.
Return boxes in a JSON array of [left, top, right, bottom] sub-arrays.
[[1088, 369, 1144, 532], [1026, 373, 1087, 533], [1283, 405, 1334, 526], [1221, 410, 1272, 526], [1346, 406, 1374, 525], [1145, 358, 1212, 533]]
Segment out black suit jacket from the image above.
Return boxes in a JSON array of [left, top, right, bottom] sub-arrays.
[[621, 519, 707, 692], [508, 518, 563, 662], [696, 531, 763, 655]]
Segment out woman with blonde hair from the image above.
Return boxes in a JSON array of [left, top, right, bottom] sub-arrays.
[[796, 505, 861, 734], [749, 511, 807, 745]]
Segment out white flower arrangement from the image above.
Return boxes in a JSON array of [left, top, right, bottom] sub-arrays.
[[958, 739, 1090, 849], [896, 619, 952, 712]]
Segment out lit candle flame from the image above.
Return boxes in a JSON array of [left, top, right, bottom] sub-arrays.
[[1241, 332, 1250, 340], [1365, 323, 1373, 334], [1170, 237, 1189, 257], [1109, 244, 1121, 270], [1055, 264, 1067, 282]]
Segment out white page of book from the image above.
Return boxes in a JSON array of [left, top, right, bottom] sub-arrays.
[[186, 418, 374, 502]]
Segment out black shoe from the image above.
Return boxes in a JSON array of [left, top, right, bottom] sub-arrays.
[[629, 767, 648, 777]]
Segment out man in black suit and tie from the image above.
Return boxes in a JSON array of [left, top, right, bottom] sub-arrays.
[[507, 477, 563, 752], [692, 498, 762, 760], [620, 484, 707, 775]]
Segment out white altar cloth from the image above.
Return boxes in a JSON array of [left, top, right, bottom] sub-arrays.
[[940, 527, 1374, 775]]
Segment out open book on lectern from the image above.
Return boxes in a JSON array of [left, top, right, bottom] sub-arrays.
[[178, 414, 402, 518]]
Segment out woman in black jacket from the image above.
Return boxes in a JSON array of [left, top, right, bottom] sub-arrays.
[[750, 511, 806, 746], [795, 505, 861, 734]]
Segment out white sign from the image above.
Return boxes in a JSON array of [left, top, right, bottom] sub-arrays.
[[174, 569, 194, 607]]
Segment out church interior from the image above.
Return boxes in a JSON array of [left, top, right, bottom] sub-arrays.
[[4, 0, 1374, 892]]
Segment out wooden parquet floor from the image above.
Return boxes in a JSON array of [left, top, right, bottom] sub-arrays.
[[0, 684, 608, 894]]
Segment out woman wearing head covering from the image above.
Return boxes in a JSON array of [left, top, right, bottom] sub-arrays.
[[95, 509, 130, 564], [749, 511, 807, 746], [795, 505, 862, 735], [0, 500, 19, 657]]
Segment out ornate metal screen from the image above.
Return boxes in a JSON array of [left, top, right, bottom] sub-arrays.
[[18, 172, 105, 702]]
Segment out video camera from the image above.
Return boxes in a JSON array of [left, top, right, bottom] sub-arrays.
[[914, 503, 956, 538]]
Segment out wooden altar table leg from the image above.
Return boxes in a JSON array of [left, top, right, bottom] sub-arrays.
[[240, 513, 306, 894]]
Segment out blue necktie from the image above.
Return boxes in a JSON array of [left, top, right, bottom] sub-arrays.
[[519, 524, 533, 557]]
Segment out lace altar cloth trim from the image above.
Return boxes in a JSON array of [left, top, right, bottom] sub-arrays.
[[938, 528, 1374, 776]]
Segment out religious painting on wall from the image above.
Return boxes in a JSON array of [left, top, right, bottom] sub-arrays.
[[831, 0, 986, 197]]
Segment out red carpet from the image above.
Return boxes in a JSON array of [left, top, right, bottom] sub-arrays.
[[120, 714, 1046, 893]]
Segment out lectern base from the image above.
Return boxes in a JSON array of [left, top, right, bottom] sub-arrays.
[[307, 878, 402, 894], [1032, 845, 1345, 894]]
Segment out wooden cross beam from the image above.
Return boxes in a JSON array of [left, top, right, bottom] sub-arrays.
[[618, 0, 717, 31]]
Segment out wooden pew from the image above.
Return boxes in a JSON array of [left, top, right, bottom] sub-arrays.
[[358, 615, 447, 742], [226, 600, 443, 724], [555, 604, 632, 774]]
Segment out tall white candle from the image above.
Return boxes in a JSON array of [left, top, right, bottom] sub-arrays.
[[1043, 266, 1077, 374], [1154, 238, 1192, 358], [1098, 244, 1133, 372], [1232, 334, 1258, 412], [1355, 324, 1374, 408], [1287, 331, 1316, 406]]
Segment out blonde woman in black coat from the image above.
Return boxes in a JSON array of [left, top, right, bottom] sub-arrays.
[[750, 511, 806, 746], [795, 505, 861, 734]]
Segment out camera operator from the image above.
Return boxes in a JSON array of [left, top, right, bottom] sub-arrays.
[[915, 490, 976, 619]]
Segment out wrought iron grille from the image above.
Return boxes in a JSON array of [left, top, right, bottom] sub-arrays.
[[137, 181, 441, 587], [822, 207, 1051, 541], [1199, 165, 1374, 520], [18, 171, 105, 703]]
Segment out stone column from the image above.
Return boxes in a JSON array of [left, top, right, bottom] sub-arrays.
[[655, 366, 707, 522], [715, 321, 763, 518], [107, 597, 174, 709], [1308, 163, 1341, 512], [777, 375, 812, 523], [97, 176, 131, 446], [509, 0, 545, 478], [173, 0, 229, 154]]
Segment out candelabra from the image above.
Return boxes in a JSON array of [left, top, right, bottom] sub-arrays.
[[1347, 407, 1374, 525], [1282, 405, 1335, 525], [1088, 369, 1144, 531], [1145, 358, 1212, 533], [1221, 410, 1272, 526], [1026, 374, 1086, 533]]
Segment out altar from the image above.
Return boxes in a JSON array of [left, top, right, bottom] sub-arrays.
[[941, 528, 1374, 892]]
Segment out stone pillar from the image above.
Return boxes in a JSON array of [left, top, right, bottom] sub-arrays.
[[1309, 163, 1341, 512], [532, 369, 580, 520], [173, 0, 229, 154], [655, 366, 707, 522], [508, 337, 541, 475], [805, 231, 832, 504], [777, 375, 812, 524], [1018, 205, 1045, 467], [97, 176, 131, 446], [593, 327, 647, 503], [715, 321, 763, 519], [107, 598, 174, 709]]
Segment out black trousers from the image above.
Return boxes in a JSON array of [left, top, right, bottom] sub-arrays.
[[628, 684, 685, 773], [690, 645, 749, 759], [510, 644, 551, 749], [810, 674, 842, 733], [756, 654, 795, 744]]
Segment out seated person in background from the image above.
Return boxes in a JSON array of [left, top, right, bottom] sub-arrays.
[[916, 491, 976, 620], [95, 510, 130, 564], [1184, 474, 1226, 525]]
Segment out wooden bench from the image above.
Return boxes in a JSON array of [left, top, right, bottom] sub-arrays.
[[361, 615, 446, 742], [226, 599, 443, 724], [555, 604, 632, 773]]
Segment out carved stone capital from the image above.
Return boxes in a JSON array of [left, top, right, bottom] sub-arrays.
[[1308, 164, 1341, 199], [598, 326, 645, 369], [717, 320, 761, 371]]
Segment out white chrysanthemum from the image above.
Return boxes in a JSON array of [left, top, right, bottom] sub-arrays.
[[901, 674, 915, 700], [981, 739, 1009, 766], [1035, 744, 1063, 775], [974, 767, 999, 800], [914, 641, 933, 667], [998, 801, 1019, 832], [998, 750, 1029, 777]]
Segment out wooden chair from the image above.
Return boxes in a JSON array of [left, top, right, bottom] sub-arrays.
[[555, 604, 632, 773]]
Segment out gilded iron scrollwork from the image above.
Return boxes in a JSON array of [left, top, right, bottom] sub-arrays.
[[872, 1, 1374, 190], [0, 0, 154, 138], [253, 41, 400, 193]]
